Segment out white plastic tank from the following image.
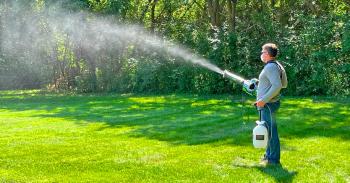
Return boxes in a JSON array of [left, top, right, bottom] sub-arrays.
[[253, 120, 268, 148]]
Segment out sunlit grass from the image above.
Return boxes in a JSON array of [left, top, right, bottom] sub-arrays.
[[0, 90, 349, 182]]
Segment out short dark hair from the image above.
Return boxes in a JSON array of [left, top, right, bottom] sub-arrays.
[[262, 43, 278, 57]]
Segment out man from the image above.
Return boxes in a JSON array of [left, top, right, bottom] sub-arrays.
[[255, 43, 287, 165]]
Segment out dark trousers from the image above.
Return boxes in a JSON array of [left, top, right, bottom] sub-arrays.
[[260, 101, 280, 163]]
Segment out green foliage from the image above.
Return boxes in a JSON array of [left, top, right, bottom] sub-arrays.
[[88, 0, 129, 16], [0, 0, 349, 96], [285, 15, 349, 96]]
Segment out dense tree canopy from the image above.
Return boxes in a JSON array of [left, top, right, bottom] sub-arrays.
[[0, 0, 349, 96]]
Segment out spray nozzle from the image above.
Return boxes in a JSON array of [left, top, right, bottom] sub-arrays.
[[243, 78, 259, 96]]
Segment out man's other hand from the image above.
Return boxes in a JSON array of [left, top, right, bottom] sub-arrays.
[[254, 100, 266, 107]]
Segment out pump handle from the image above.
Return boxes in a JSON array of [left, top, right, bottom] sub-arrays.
[[258, 109, 262, 121]]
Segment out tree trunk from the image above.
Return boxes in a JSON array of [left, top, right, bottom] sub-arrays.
[[0, 8, 2, 54], [139, 0, 152, 24], [271, 0, 276, 8], [88, 60, 97, 92], [227, 0, 237, 32], [345, 0, 350, 13], [207, 0, 221, 27], [303, 1, 317, 14], [278, 0, 289, 25], [150, 0, 158, 33]]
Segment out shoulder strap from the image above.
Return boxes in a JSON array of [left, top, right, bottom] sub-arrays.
[[267, 61, 282, 79]]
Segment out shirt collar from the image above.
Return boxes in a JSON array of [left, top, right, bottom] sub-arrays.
[[266, 59, 276, 64]]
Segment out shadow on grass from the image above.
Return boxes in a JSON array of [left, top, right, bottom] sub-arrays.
[[234, 163, 297, 183], [0, 91, 349, 146], [0, 92, 253, 145]]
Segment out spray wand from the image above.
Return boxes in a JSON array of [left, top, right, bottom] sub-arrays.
[[222, 70, 259, 96]]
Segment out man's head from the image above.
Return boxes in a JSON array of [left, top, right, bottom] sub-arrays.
[[260, 43, 278, 63]]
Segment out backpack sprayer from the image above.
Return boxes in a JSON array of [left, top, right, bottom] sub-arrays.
[[222, 69, 268, 148]]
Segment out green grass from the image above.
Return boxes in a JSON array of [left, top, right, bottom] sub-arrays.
[[0, 90, 349, 182]]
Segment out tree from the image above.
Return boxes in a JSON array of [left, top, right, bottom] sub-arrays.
[[227, 0, 237, 32], [207, 0, 222, 28]]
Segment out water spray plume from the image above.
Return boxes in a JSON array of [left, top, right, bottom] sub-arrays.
[[0, 2, 225, 76], [1, 2, 247, 91]]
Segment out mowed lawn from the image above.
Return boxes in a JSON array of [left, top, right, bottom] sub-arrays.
[[0, 90, 349, 182]]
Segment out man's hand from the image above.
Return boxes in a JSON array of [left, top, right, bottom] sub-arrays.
[[254, 100, 266, 107]]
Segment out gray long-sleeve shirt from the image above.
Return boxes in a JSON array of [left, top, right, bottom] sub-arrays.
[[257, 61, 282, 103]]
